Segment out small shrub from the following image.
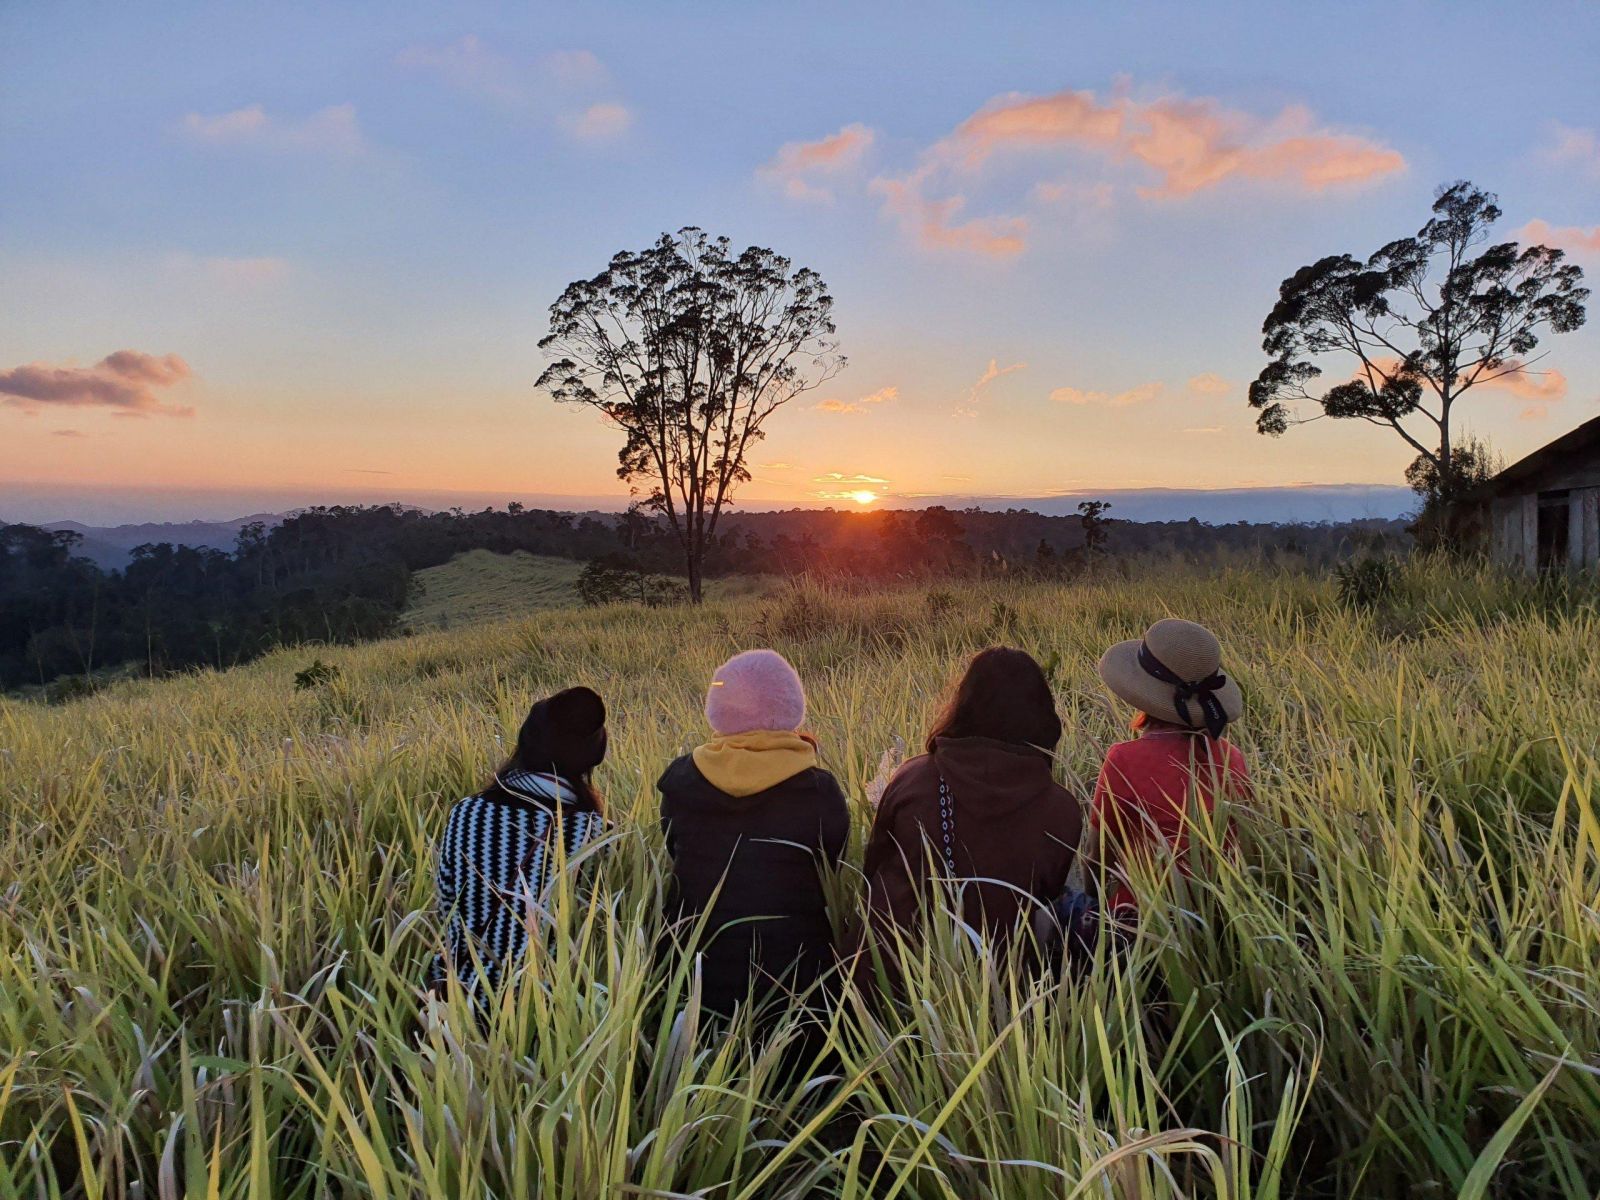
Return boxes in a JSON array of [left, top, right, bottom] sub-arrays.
[[925, 589, 957, 618], [294, 659, 341, 690], [44, 675, 97, 705], [988, 600, 1020, 636], [1333, 558, 1400, 610], [643, 577, 688, 608]]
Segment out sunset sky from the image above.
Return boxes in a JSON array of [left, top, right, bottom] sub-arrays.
[[3, 1, 1598, 522]]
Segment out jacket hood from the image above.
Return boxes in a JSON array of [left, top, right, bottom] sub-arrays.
[[927, 735, 1059, 817], [690, 730, 818, 798]]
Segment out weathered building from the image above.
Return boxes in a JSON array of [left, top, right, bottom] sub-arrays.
[[1487, 414, 1600, 574]]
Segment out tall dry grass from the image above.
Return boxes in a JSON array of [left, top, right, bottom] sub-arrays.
[[1, 564, 1596, 1197]]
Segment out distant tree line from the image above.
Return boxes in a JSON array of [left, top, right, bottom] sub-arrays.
[[1, 502, 1406, 691]]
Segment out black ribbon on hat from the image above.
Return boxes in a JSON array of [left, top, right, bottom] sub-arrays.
[[1137, 642, 1229, 738]]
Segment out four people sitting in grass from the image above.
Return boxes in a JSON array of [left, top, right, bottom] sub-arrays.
[[429, 621, 1250, 1017]]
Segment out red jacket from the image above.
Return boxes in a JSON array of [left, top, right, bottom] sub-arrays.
[[1091, 731, 1250, 911]]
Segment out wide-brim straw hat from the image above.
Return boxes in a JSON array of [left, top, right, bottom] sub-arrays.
[[1098, 618, 1243, 734]]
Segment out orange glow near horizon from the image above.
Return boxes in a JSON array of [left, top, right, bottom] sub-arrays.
[[850, 489, 879, 506]]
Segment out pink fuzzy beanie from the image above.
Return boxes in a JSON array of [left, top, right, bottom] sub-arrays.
[[704, 649, 807, 735]]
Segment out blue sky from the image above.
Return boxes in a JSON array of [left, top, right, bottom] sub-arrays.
[[3, 0, 1597, 520]]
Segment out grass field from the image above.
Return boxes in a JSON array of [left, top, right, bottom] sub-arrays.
[[403, 550, 587, 630], [403, 550, 764, 631], [2, 564, 1598, 1197]]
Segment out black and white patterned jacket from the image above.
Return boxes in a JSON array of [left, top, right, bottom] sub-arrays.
[[431, 770, 608, 993]]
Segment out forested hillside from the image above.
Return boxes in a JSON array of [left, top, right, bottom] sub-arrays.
[[1, 503, 1408, 690]]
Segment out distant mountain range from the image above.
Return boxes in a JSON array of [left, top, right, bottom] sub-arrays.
[[19, 483, 1417, 569], [41, 516, 282, 569], [947, 484, 1416, 524]]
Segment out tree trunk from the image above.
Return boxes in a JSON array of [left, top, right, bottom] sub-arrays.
[[685, 545, 704, 604]]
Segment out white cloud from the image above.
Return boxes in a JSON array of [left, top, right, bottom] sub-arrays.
[[180, 104, 365, 155], [397, 36, 630, 143], [958, 358, 1027, 414]]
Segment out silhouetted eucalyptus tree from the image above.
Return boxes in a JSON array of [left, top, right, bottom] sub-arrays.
[[1250, 182, 1587, 527], [1077, 500, 1112, 557], [537, 228, 844, 601]]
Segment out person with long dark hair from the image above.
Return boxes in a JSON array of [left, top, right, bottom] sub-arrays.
[[862, 647, 1081, 945], [430, 686, 610, 999]]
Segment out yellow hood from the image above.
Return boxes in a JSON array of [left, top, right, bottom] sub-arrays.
[[692, 731, 818, 798]]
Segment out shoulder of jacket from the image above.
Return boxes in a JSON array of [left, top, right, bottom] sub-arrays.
[[891, 753, 936, 782], [877, 755, 935, 813], [657, 753, 699, 789], [805, 766, 849, 800], [1102, 740, 1137, 764]]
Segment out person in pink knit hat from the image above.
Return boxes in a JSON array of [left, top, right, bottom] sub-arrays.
[[657, 648, 850, 1020]]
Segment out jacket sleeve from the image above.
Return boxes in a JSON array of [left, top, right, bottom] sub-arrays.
[[818, 772, 851, 866], [1081, 758, 1118, 890], [1037, 789, 1082, 901], [657, 768, 678, 857], [862, 773, 925, 932]]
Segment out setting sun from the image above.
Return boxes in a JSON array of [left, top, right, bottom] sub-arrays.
[[850, 489, 879, 506]]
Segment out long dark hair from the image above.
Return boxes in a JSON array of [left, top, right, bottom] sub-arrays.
[[483, 686, 608, 813], [926, 647, 1063, 755]]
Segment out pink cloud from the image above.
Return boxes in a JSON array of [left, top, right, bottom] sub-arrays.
[[0, 351, 194, 417], [761, 124, 876, 203], [180, 104, 365, 155], [563, 101, 631, 141], [1187, 372, 1232, 395], [1356, 356, 1566, 402], [1050, 380, 1165, 406], [855, 84, 1401, 256], [872, 170, 1027, 258], [943, 89, 1402, 199], [1518, 219, 1600, 257], [814, 385, 898, 415], [1538, 123, 1600, 178], [1483, 362, 1567, 403], [1031, 179, 1115, 208]]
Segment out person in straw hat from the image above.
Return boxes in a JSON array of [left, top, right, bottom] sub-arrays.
[[1088, 618, 1251, 915]]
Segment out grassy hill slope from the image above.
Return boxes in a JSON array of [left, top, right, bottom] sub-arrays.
[[2, 567, 1598, 1196], [403, 549, 586, 630]]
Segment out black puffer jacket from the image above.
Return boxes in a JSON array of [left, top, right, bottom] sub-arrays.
[[658, 756, 850, 1015]]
